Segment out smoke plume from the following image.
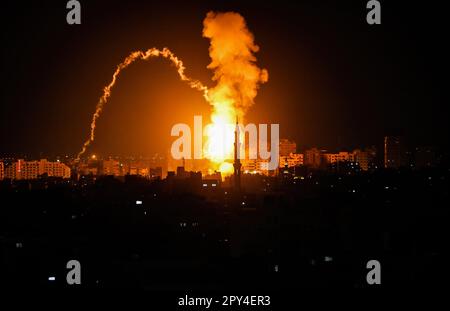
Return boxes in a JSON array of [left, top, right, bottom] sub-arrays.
[[203, 11, 268, 121]]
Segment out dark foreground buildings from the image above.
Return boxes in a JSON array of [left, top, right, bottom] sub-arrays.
[[1, 157, 449, 290]]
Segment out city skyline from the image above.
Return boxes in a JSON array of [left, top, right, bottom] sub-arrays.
[[1, 135, 443, 183]]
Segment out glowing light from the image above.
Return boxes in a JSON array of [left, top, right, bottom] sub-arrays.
[[218, 162, 234, 175]]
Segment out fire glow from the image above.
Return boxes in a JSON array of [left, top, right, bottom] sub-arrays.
[[170, 116, 279, 174], [78, 12, 268, 175]]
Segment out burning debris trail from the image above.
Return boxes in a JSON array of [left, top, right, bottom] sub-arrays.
[[77, 48, 209, 159]]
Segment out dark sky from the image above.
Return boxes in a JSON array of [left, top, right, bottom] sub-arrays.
[[1, 0, 448, 157]]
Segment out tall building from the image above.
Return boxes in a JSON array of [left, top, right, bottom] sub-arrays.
[[384, 136, 406, 168], [4, 161, 19, 179], [233, 118, 242, 190], [279, 139, 297, 157], [0, 161, 4, 180], [353, 147, 377, 171], [176, 165, 188, 179]]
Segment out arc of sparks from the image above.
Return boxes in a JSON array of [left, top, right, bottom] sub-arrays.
[[77, 47, 209, 159]]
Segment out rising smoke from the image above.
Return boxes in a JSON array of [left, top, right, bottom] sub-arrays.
[[203, 11, 268, 122]]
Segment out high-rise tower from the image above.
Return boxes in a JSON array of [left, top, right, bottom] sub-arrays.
[[233, 118, 242, 191], [384, 136, 406, 168]]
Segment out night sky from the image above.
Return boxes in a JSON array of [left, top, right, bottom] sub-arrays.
[[1, 0, 448, 157]]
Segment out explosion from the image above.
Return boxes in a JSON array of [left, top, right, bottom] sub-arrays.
[[202, 11, 268, 174], [78, 12, 267, 176]]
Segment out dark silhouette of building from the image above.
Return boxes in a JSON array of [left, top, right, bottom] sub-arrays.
[[150, 167, 163, 180], [384, 136, 406, 168], [233, 118, 242, 191], [279, 139, 297, 157], [176, 158, 189, 179]]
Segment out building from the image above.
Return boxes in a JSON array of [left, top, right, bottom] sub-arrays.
[[102, 159, 121, 176], [150, 167, 163, 180], [4, 161, 18, 179], [241, 158, 274, 176], [242, 159, 258, 173], [414, 147, 439, 169], [126, 160, 150, 177], [204, 171, 222, 183], [321, 148, 376, 171], [0, 161, 4, 180], [279, 153, 304, 168], [78, 156, 100, 176], [279, 139, 297, 157], [47, 160, 71, 178], [353, 147, 377, 171], [304, 148, 322, 168], [384, 136, 406, 168], [233, 119, 242, 190], [4, 159, 70, 180], [257, 159, 270, 174], [323, 151, 356, 165], [176, 165, 188, 179]]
